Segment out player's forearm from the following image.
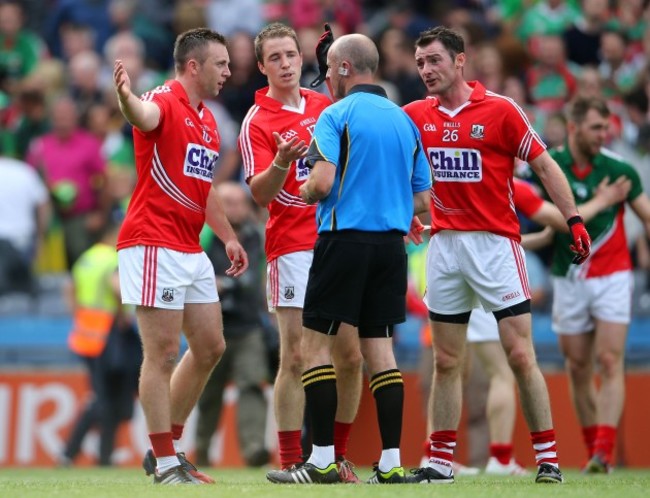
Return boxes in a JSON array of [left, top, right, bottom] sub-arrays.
[[118, 93, 159, 132], [249, 159, 290, 207], [531, 153, 579, 221], [413, 190, 429, 215], [206, 186, 238, 245]]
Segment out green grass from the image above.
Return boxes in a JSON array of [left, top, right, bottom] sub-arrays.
[[1, 467, 649, 498]]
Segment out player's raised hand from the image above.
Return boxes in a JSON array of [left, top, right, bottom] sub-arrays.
[[567, 214, 591, 264], [113, 59, 132, 102], [272, 131, 309, 165], [224, 240, 249, 277]]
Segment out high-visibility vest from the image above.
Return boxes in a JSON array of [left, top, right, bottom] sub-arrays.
[[68, 308, 115, 357], [67, 243, 119, 357]]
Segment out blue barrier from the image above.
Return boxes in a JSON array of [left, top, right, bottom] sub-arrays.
[[1, 313, 648, 368]]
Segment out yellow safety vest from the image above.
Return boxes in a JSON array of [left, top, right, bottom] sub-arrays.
[[67, 243, 119, 357]]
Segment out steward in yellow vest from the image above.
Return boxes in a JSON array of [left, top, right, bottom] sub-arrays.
[[67, 225, 120, 358]]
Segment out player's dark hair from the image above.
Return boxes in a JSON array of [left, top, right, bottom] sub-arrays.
[[254, 23, 301, 64], [173, 28, 227, 73], [415, 26, 465, 61], [567, 96, 610, 124]]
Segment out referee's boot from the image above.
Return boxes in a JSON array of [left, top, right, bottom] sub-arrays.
[[267, 462, 341, 484]]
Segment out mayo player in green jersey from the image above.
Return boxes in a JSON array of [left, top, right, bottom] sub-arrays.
[[532, 96, 650, 474]]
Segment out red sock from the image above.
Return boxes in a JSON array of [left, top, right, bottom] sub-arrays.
[[429, 430, 457, 467], [490, 443, 513, 465], [531, 429, 559, 467], [150, 432, 175, 458], [593, 425, 617, 462], [423, 438, 433, 459], [582, 425, 598, 458], [171, 423, 184, 441], [333, 421, 352, 460], [278, 430, 303, 469]]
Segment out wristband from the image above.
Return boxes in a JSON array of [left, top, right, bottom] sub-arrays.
[[567, 214, 583, 227], [272, 160, 290, 172]]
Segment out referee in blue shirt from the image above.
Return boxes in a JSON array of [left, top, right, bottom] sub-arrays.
[[271, 33, 431, 485]]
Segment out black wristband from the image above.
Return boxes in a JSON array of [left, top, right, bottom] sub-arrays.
[[567, 215, 583, 227]]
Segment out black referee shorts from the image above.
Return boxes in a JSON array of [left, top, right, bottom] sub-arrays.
[[302, 230, 407, 338]]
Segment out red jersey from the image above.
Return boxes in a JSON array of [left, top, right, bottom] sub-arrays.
[[239, 87, 330, 261], [403, 81, 546, 242], [513, 178, 544, 218], [117, 80, 221, 253]]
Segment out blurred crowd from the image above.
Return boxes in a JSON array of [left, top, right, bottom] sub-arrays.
[[1, 0, 650, 305]]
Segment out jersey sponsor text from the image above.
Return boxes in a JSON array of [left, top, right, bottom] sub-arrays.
[[428, 147, 482, 182], [184, 142, 218, 182]]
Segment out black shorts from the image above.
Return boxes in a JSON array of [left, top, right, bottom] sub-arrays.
[[302, 230, 407, 338]]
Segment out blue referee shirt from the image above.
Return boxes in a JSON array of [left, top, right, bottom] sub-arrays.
[[305, 84, 432, 234]]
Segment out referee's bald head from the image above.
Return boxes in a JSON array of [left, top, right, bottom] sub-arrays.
[[330, 34, 379, 76]]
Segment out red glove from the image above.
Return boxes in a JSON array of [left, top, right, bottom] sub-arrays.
[[309, 23, 333, 88], [567, 215, 591, 264]]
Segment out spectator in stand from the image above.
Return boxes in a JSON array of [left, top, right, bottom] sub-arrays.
[[0, 146, 51, 295], [101, 31, 163, 99], [526, 34, 577, 113], [26, 95, 108, 269], [467, 42, 505, 93], [563, 0, 610, 67], [598, 29, 638, 100], [576, 65, 605, 98], [605, 0, 647, 54], [57, 23, 96, 63], [0, 0, 48, 89], [44, 0, 116, 59], [297, 25, 327, 94], [218, 30, 267, 126], [195, 181, 270, 468], [3, 77, 50, 159], [517, 0, 580, 43], [205, 0, 264, 37], [69, 50, 105, 124], [543, 112, 568, 149], [376, 27, 425, 105]]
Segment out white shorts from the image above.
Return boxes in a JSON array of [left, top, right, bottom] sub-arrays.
[[425, 231, 531, 315], [467, 308, 499, 343], [118, 246, 218, 310], [267, 250, 313, 312], [552, 270, 633, 334]]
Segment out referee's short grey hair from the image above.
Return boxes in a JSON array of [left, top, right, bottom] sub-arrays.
[[330, 34, 378, 75]]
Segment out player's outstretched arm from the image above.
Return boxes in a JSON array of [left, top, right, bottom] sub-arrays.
[[113, 59, 160, 132]]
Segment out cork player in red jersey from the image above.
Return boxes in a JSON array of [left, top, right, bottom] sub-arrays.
[[239, 23, 364, 483], [113, 28, 248, 485], [403, 26, 590, 485]]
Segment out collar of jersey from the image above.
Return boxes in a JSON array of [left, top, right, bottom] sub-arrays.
[[168, 80, 206, 112], [255, 86, 311, 111], [347, 84, 387, 98], [429, 80, 486, 108]]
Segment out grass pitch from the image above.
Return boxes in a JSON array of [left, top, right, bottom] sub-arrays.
[[1, 466, 648, 498]]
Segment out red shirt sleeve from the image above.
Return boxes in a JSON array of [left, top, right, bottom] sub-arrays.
[[513, 178, 544, 218]]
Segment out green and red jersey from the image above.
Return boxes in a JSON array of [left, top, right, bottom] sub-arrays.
[[533, 145, 643, 278]]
